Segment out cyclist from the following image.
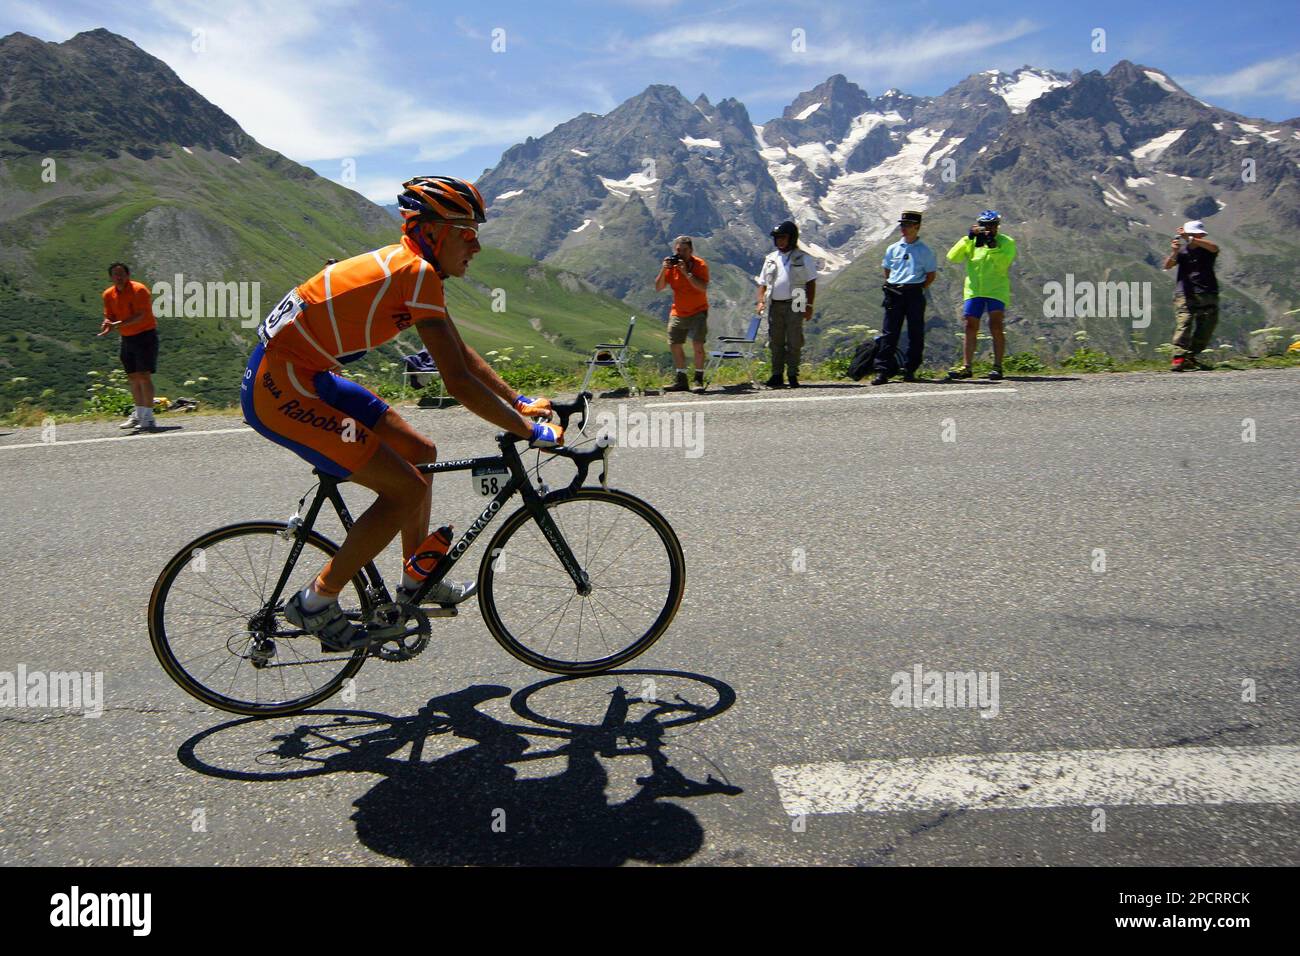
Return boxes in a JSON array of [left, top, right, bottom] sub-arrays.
[[241, 175, 562, 650]]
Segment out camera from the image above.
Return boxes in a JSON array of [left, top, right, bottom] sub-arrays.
[[666, 255, 682, 265], [970, 226, 997, 249]]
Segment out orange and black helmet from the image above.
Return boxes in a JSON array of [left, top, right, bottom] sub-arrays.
[[398, 176, 487, 227]]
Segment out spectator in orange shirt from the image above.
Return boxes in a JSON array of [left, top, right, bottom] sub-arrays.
[[654, 235, 710, 392], [99, 262, 159, 431]]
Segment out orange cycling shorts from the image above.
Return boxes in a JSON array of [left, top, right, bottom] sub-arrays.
[[240, 342, 388, 478]]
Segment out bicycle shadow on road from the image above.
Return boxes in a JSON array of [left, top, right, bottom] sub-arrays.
[[178, 670, 742, 866]]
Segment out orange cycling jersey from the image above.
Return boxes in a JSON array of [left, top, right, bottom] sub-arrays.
[[259, 234, 447, 371]]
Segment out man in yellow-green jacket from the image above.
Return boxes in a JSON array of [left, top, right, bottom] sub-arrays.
[[945, 209, 1017, 380]]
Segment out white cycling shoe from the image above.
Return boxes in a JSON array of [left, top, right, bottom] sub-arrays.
[[397, 579, 477, 617], [284, 591, 370, 652]]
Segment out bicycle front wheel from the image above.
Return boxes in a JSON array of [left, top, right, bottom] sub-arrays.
[[478, 488, 685, 674], [148, 522, 370, 717]]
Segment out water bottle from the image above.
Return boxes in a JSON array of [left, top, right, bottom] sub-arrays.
[[403, 525, 453, 584]]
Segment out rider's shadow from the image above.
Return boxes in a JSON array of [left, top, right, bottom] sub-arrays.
[[350, 684, 739, 866], [191, 674, 740, 866]]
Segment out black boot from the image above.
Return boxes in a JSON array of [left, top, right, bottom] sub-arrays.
[[665, 371, 689, 392]]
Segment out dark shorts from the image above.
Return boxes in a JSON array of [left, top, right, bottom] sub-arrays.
[[962, 297, 1006, 319], [120, 329, 159, 374]]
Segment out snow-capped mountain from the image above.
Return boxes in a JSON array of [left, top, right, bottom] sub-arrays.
[[476, 63, 1299, 352], [751, 69, 1071, 268], [815, 60, 1300, 363]]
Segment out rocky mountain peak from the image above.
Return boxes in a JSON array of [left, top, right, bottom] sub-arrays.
[[0, 28, 256, 159]]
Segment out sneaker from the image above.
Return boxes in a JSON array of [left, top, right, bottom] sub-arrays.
[[1171, 356, 1188, 372], [664, 371, 689, 392], [284, 591, 369, 652], [763, 374, 784, 389], [987, 366, 1004, 381], [786, 374, 800, 388], [397, 579, 476, 617], [947, 366, 972, 380], [119, 411, 140, 429], [870, 372, 890, 386]]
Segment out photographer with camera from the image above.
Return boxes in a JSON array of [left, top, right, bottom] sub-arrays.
[[654, 235, 710, 392], [1162, 220, 1220, 371], [945, 209, 1017, 380]]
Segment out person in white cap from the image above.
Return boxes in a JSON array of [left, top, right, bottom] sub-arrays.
[[1162, 221, 1219, 371]]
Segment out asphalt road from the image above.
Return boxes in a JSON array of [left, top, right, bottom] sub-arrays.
[[1, 367, 1297, 866]]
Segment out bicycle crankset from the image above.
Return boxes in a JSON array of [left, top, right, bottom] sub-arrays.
[[366, 602, 431, 662]]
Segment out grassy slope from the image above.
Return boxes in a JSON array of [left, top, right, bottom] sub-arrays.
[[0, 150, 673, 415]]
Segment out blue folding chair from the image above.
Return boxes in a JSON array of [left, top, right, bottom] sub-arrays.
[[702, 314, 763, 390], [579, 315, 639, 396]]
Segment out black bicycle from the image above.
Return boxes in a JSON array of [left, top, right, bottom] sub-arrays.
[[148, 394, 686, 717]]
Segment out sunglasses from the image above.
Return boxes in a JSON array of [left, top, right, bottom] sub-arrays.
[[431, 221, 480, 242]]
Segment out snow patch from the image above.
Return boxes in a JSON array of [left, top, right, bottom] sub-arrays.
[[571, 219, 601, 233], [570, 148, 590, 157], [181, 146, 193, 154], [989, 69, 1069, 113], [818, 128, 945, 244], [1230, 138, 1251, 145], [798, 239, 848, 275], [226, 155, 241, 163], [1102, 188, 1131, 208], [1237, 122, 1260, 132], [1261, 129, 1282, 143], [1212, 122, 1224, 131], [495, 189, 524, 201], [794, 102, 823, 121], [1132, 129, 1185, 161], [1125, 176, 1154, 188], [680, 136, 722, 149], [599, 162, 659, 198], [1143, 70, 1178, 93]]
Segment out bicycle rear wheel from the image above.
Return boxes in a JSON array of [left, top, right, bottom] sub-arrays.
[[478, 488, 685, 674], [148, 522, 370, 717]]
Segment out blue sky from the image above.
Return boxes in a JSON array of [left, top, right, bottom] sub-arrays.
[[4, 0, 1298, 202]]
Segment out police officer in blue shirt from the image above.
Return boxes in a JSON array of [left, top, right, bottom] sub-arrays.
[[872, 210, 937, 385]]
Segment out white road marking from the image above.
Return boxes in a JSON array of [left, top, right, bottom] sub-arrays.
[[772, 745, 1300, 816], [648, 387, 1017, 409], [0, 426, 253, 452]]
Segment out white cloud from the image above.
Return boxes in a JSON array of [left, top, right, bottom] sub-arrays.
[[628, 23, 784, 59], [1182, 54, 1300, 104], [623, 17, 1040, 79], [780, 19, 1041, 73], [100, 0, 566, 162]]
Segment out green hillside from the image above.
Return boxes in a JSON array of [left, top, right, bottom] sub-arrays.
[[0, 147, 667, 418]]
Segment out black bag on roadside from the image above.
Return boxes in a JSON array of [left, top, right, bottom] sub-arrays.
[[848, 338, 879, 381]]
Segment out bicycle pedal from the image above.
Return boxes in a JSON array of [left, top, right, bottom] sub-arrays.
[[318, 633, 372, 653]]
